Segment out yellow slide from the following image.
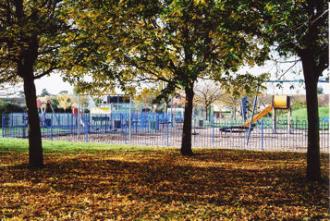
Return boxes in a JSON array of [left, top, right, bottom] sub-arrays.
[[244, 104, 273, 127]]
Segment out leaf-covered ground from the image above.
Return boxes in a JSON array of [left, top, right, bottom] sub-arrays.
[[0, 141, 329, 220]]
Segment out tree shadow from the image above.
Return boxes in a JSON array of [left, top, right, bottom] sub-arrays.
[[2, 154, 328, 212]]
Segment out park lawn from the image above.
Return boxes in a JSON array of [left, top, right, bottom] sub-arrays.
[[0, 138, 155, 153], [291, 106, 329, 122], [0, 139, 329, 220]]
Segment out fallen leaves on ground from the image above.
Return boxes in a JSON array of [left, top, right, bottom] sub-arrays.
[[0, 148, 329, 220]]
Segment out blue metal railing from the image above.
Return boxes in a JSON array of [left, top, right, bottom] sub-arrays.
[[1, 112, 329, 151]]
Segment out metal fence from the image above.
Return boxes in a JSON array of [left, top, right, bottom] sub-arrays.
[[2, 112, 329, 152]]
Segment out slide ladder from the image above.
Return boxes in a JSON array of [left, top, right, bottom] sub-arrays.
[[220, 104, 273, 133]]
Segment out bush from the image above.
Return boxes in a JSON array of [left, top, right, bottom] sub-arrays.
[[0, 100, 25, 128]]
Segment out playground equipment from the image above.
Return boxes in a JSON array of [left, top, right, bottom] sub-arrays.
[[37, 97, 60, 127], [2, 90, 329, 151], [220, 95, 291, 133], [32, 94, 172, 136], [2, 111, 173, 139], [90, 107, 111, 114], [244, 95, 291, 127], [167, 107, 184, 123]]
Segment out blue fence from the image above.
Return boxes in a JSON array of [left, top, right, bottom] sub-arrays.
[[1, 112, 329, 152]]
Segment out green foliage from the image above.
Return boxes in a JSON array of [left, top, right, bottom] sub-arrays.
[[40, 89, 51, 97], [0, 1, 73, 166], [260, 0, 328, 75], [291, 100, 306, 110], [62, 0, 270, 96], [61, 0, 272, 153], [220, 73, 270, 99], [260, 1, 328, 180], [0, 100, 25, 128], [134, 87, 165, 108], [0, 1, 69, 82], [0, 100, 25, 113], [257, 1, 328, 134], [317, 87, 324, 94]]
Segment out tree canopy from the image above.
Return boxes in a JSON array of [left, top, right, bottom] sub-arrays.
[[260, 0, 328, 181], [62, 0, 270, 155], [0, 0, 69, 167], [0, 0, 326, 182], [0, 0, 68, 83]]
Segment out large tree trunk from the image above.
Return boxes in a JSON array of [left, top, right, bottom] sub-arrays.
[[14, 0, 43, 168], [23, 73, 44, 168], [301, 52, 321, 181], [181, 86, 194, 155], [19, 36, 43, 168]]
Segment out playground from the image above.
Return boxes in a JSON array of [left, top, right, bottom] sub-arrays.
[[2, 84, 329, 221], [0, 1, 328, 220], [2, 94, 329, 152]]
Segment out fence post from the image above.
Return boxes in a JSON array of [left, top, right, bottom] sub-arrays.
[[84, 114, 89, 143], [156, 114, 159, 131], [135, 113, 138, 133], [24, 113, 28, 138], [1, 113, 5, 137], [287, 108, 292, 134], [70, 114, 73, 135], [272, 108, 277, 134], [128, 97, 132, 142], [211, 122, 215, 147], [166, 121, 169, 146], [246, 94, 258, 146], [50, 113, 53, 140], [148, 112, 150, 133], [120, 113, 122, 133], [10, 113, 14, 137], [260, 120, 264, 150]]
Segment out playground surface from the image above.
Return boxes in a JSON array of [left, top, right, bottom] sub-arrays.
[[2, 112, 330, 153], [0, 140, 329, 220], [52, 126, 329, 153]]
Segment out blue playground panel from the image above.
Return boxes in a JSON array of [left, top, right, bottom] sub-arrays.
[[2, 112, 177, 138], [2, 112, 328, 150]]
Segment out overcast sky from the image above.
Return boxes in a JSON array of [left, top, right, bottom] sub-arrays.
[[34, 73, 72, 94], [31, 59, 329, 96], [4, 56, 328, 96]]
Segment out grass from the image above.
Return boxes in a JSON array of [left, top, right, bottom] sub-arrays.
[[0, 138, 156, 153], [0, 138, 329, 220], [290, 106, 329, 122]]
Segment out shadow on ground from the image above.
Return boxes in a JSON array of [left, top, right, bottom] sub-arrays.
[[1, 149, 329, 220]]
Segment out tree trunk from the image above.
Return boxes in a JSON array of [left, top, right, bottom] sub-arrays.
[[301, 53, 321, 181], [23, 73, 44, 168], [14, 0, 43, 168], [205, 105, 208, 120], [20, 36, 43, 168], [181, 86, 194, 155]]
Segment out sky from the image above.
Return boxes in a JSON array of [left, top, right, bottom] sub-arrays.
[[32, 60, 329, 96], [34, 73, 73, 94], [4, 57, 329, 96]]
